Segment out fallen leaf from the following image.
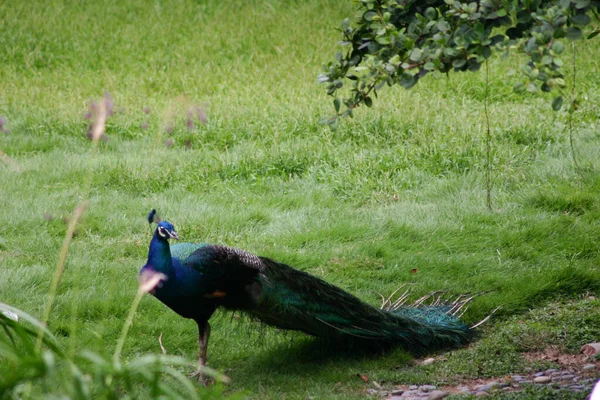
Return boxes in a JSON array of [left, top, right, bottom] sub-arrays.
[[581, 343, 600, 356]]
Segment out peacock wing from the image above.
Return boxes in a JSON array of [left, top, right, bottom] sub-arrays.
[[179, 244, 265, 308]]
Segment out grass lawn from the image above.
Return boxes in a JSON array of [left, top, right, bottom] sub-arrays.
[[1, 0, 599, 398]]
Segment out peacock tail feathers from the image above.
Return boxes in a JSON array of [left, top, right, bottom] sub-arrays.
[[250, 257, 477, 350]]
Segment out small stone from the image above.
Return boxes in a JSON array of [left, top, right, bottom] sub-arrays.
[[402, 391, 417, 397], [475, 392, 489, 397], [570, 385, 585, 390], [560, 371, 571, 375], [501, 387, 511, 392], [409, 385, 418, 390], [533, 372, 545, 377], [510, 375, 524, 381], [551, 371, 561, 376], [533, 376, 551, 384], [417, 392, 429, 397], [421, 358, 435, 366], [420, 385, 436, 392], [457, 387, 470, 394], [583, 364, 596, 371], [520, 380, 533, 385], [427, 390, 448, 400], [511, 383, 520, 388], [391, 389, 404, 396], [560, 375, 575, 381], [545, 369, 558, 374]]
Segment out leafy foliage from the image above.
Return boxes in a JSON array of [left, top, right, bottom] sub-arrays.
[[320, 0, 600, 122], [0, 303, 225, 399]]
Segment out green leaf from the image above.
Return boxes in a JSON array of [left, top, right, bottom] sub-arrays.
[[468, 59, 481, 72], [452, 58, 467, 69], [588, 29, 600, 40], [409, 48, 422, 62], [326, 117, 339, 129], [364, 96, 373, 107], [496, 8, 507, 17], [575, 0, 590, 8], [399, 73, 417, 89], [551, 41, 565, 54], [565, 27, 582, 40], [513, 82, 525, 93], [425, 7, 437, 20], [376, 36, 391, 45], [333, 98, 341, 113], [526, 83, 538, 93], [319, 116, 331, 125], [552, 96, 563, 111], [490, 35, 505, 46], [571, 14, 591, 26], [364, 11, 377, 22], [437, 20, 450, 32], [482, 46, 492, 59]]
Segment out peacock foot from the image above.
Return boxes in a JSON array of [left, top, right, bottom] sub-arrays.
[[189, 369, 213, 386]]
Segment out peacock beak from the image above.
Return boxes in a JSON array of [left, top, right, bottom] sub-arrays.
[[170, 231, 180, 240]]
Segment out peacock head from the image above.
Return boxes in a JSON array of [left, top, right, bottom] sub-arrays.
[[156, 221, 180, 240], [148, 209, 180, 240]]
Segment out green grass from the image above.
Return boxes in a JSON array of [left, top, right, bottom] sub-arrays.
[[1, 0, 599, 398]]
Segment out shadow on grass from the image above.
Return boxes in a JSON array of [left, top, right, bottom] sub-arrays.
[[229, 329, 469, 380]]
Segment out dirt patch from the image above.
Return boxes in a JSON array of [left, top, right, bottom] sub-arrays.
[[385, 350, 599, 399], [523, 346, 597, 371]]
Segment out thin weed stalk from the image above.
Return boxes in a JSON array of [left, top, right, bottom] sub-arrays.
[[568, 41, 582, 175], [113, 287, 146, 364], [114, 271, 166, 364], [484, 59, 493, 212], [36, 99, 107, 352]]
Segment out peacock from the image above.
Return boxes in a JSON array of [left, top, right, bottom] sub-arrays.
[[140, 210, 488, 383]]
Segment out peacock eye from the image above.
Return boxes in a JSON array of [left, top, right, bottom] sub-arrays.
[[158, 227, 167, 237]]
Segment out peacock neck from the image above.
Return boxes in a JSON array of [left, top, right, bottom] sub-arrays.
[[147, 231, 174, 275]]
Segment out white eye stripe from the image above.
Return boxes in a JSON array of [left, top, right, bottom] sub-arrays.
[[158, 227, 167, 237]]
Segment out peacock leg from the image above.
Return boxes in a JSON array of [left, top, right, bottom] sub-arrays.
[[190, 320, 211, 385]]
